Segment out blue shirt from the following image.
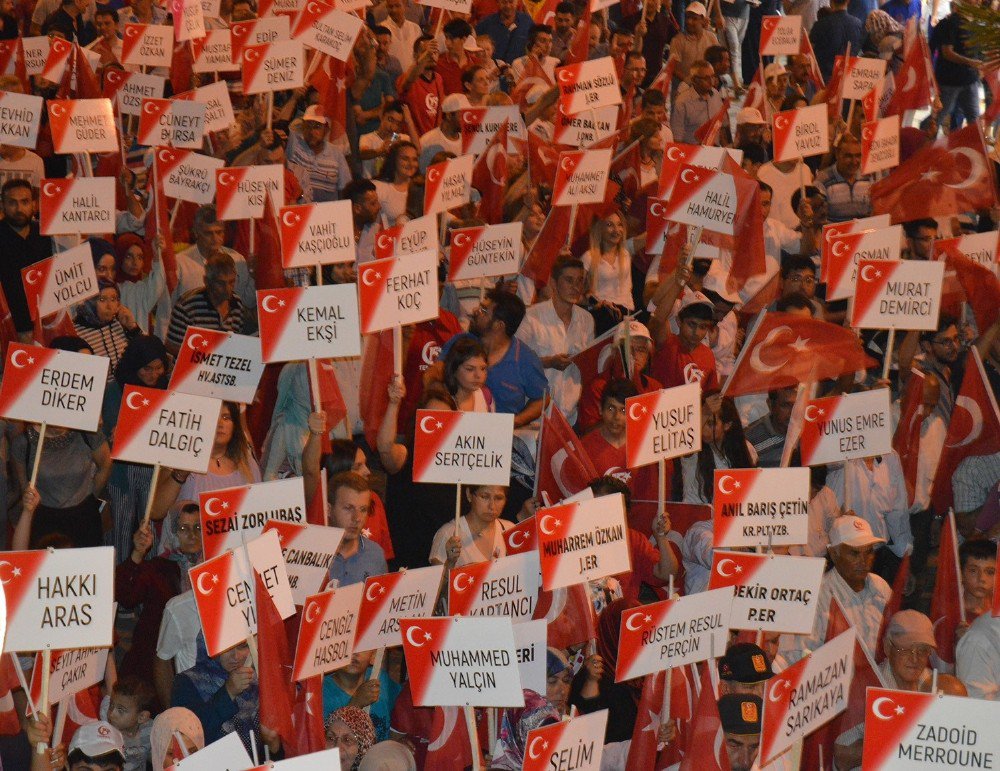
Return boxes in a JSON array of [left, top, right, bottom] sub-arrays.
[[328, 536, 387, 588], [440, 333, 548, 416], [808, 10, 863, 81], [355, 69, 396, 135], [322, 667, 402, 741], [475, 11, 534, 63], [882, 0, 921, 24]]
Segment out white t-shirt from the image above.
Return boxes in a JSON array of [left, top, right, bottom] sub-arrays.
[[583, 247, 634, 310], [155, 591, 201, 674], [758, 161, 813, 230], [373, 180, 410, 226], [429, 516, 513, 567], [0, 150, 45, 191]]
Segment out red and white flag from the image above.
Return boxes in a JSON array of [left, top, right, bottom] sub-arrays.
[[711, 468, 810, 549], [760, 15, 801, 55], [412, 409, 513, 485], [938, 248, 1000, 333], [533, 582, 597, 649], [425, 154, 474, 215], [199, 478, 307, 560], [169, 327, 264, 404], [358, 251, 439, 334], [122, 23, 174, 68], [723, 312, 875, 397], [537, 494, 631, 590], [374, 214, 438, 259], [871, 125, 997, 223], [678, 662, 729, 771], [799, 388, 893, 466], [278, 200, 355, 268], [215, 164, 282, 220], [523, 710, 607, 770], [47, 98, 117, 154], [851, 259, 944, 331], [885, 29, 935, 116], [626, 666, 694, 770], [556, 56, 621, 116], [103, 69, 166, 118], [241, 40, 304, 95], [448, 223, 522, 282], [40, 36, 73, 83], [400, 617, 524, 707], [861, 116, 900, 175], [21, 242, 99, 320], [822, 225, 902, 302], [625, 383, 701, 468], [354, 565, 443, 651], [693, 98, 730, 146], [535, 401, 599, 506], [292, 584, 364, 681], [448, 552, 541, 621], [772, 103, 828, 162], [893, 370, 927, 508], [930, 510, 965, 666], [471, 120, 507, 223], [291, 1, 364, 61], [504, 517, 538, 555], [39, 177, 114, 236], [932, 348, 1000, 513], [256, 285, 361, 362], [154, 147, 224, 205], [553, 148, 613, 207]]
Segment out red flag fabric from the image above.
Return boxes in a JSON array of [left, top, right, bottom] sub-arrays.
[[893, 371, 927, 508], [521, 206, 573, 286], [564, 2, 592, 65], [985, 67, 1000, 124], [290, 675, 325, 756], [536, 401, 599, 505], [255, 573, 296, 752], [798, 33, 825, 90], [627, 667, 693, 770], [694, 98, 730, 146], [526, 130, 568, 187], [169, 40, 194, 96], [425, 706, 483, 769], [529, 0, 559, 23], [723, 312, 876, 397], [306, 468, 327, 526], [57, 43, 102, 100], [744, 65, 766, 117], [648, 58, 675, 100], [931, 348, 1000, 514], [930, 510, 965, 667], [678, 663, 729, 771], [885, 30, 934, 116], [472, 120, 507, 224], [871, 125, 998, 224], [359, 329, 395, 448], [309, 54, 352, 144], [939, 250, 1000, 333], [825, 56, 846, 123], [875, 553, 911, 664], [0, 655, 21, 735], [534, 583, 598, 649], [251, 191, 287, 292], [308, 360, 348, 454], [60, 686, 101, 746], [510, 55, 554, 110], [610, 139, 644, 200]]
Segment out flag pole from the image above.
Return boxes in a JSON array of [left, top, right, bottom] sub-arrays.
[[29, 422, 46, 488], [951, 509, 967, 625], [35, 648, 51, 756], [141, 463, 161, 527], [455, 483, 462, 535], [882, 327, 895, 381], [392, 326, 403, 378], [464, 706, 482, 771]]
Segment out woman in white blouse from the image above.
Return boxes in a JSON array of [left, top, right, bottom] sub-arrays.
[[429, 485, 512, 567], [582, 211, 634, 312], [373, 141, 419, 226]]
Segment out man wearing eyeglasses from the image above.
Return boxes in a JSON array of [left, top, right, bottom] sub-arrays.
[[671, 60, 724, 144], [902, 218, 938, 261]]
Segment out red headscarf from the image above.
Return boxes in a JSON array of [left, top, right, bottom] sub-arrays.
[[114, 233, 152, 283]]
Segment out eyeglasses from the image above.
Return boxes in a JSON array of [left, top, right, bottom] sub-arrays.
[[177, 524, 202, 535], [786, 275, 816, 285], [891, 643, 932, 659], [932, 336, 959, 348]]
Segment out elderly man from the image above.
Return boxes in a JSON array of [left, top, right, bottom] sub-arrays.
[[745, 387, 798, 468], [166, 253, 249, 355], [718, 694, 762, 771], [285, 104, 353, 203], [475, 0, 534, 64], [813, 135, 873, 223], [671, 59, 725, 143], [780, 516, 892, 664]]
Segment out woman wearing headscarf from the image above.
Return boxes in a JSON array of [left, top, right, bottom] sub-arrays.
[[115, 501, 202, 688], [359, 741, 417, 771], [326, 706, 376, 771], [73, 280, 141, 373], [546, 648, 573, 716], [491, 690, 562, 770], [150, 707, 205, 768], [102, 335, 170, 561], [171, 636, 275, 758], [569, 598, 643, 745], [114, 232, 167, 335]]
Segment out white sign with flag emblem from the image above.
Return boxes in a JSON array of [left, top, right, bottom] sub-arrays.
[[412, 409, 514, 486]]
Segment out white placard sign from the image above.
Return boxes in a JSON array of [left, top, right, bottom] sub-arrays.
[[199, 478, 307, 560], [448, 222, 523, 281], [292, 584, 363, 681], [625, 383, 701, 468], [242, 40, 304, 95], [556, 57, 622, 116], [40, 177, 115, 236], [169, 328, 265, 404], [523, 710, 607, 771], [412, 409, 514, 485], [353, 565, 444, 651], [293, 1, 365, 61], [215, 164, 283, 220], [279, 200, 356, 267], [799, 388, 893, 465], [122, 23, 174, 67], [358, 250, 439, 333], [552, 148, 612, 207], [155, 147, 225, 205], [47, 99, 117, 154], [138, 97, 206, 149], [174, 732, 253, 770], [104, 69, 166, 118], [0, 90, 43, 149], [842, 56, 887, 101], [174, 80, 237, 134], [256, 284, 362, 362], [424, 154, 474, 215], [192, 29, 239, 72], [0, 344, 108, 432], [513, 619, 547, 695], [708, 551, 825, 633], [21, 242, 98, 319], [448, 551, 542, 621], [851, 258, 944, 331], [712, 467, 810, 548], [264, 520, 346, 606]]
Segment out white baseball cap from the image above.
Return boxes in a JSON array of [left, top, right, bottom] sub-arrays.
[[763, 62, 788, 81], [829, 516, 886, 548], [463, 35, 483, 52], [442, 93, 470, 113], [302, 104, 329, 125], [69, 721, 125, 762], [686, 1, 708, 15], [614, 319, 652, 343], [736, 107, 765, 126]]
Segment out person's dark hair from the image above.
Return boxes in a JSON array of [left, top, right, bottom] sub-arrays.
[[600, 378, 639, 408], [418, 383, 457, 410], [550, 256, 585, 282], [95, 7, 118, 22], [918, 314, 958, 344], [704, 45, 727, 67], [781, 94, 807, 111], [96, 278, 121, 299], [780, 253, 816, 279], [461, 66, 485, 92], [443, 337, 488, 396], [527, 23, 553, 48], [413, 33, 434, 55], [341, 178, 377, 204], [373, 24, 391, 36], [485, 287, 526, 337], [328, 471, 370, 504], [903, 218, 938, 238], [589, 475, 632, 511], [67, 750, 124, 770], [49, 335, 91, 353], [757, 180, 773, 196], [444, 18, 472, 38], [1, 177, 31, 199], [959, 539, 997, 569], [555, 1, 576, 14], [739, 143, 769, 165], [678, 301, 714, 323], [641, 89, 666, 109], [36, 532, 75, 549], [325, 439, 365, 477], [113, 675, 157, 715], [625, 50, 645, 66], [383, 99, 405, 117], [775, 291, 814, 314], [376, 140, 419, 182], [114, 335, 168, 388], [629, 116, 659, 144], [790, 185, 822, 211]]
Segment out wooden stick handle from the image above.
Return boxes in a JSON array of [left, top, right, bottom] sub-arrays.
[[141, 464, 161, 527], [29, 423, 46, 489], [464, 706, 482, 771]]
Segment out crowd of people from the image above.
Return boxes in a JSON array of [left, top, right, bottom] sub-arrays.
[[0, 0, 999, 766]]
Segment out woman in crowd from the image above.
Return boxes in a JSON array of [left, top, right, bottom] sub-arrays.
[[374, 141, 419, 226], [115, 233, 166, 336], [325, 706, 377, 770], [443, 337, 494, 412], [150, 708, 205, 768], [428, 484, 512, 567], [583, 210, 634, 315], [678, 390, 757, 504], [323, 651, 401, 743], [74, 280, 141, 373], [491, 690, 563, 770]]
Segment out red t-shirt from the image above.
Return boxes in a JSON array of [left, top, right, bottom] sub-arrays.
[[435, 54, 466, 95], [397, 72, 445, 137], [398, 310, 464, 429], [580, 430, 672, 536], [616, 527, 672, 602], [577, 371, 663, 434], [649, 332, 720, 391]]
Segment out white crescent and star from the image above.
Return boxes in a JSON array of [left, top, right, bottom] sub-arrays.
[[649, 201, 665, 218], [245, 48, 260, 61], [666, 146, 684, 162], [125, 391, 147, 410], [804, 404, 824, 422], [419, 415, 443, 434], [831, 239, 849, 257], [557, 69, 573, 83], [860, 264, 882, 282], [774, 115, 788, 131], [143, 101, 158, 115], [361, 269, 380, 287], [716, 558, 739, 578], [949, 395, 983, 447], [219, 171, 235, 186], [42, 182, 60, 198], [50, 103, 66, 117], [405, 625, 430, 648], [680, 168, 699, 184], [24, 269, 42, 285], [717, 475, 738, 495], [527, 736, 548, 760], [624, 611, 647, 632], [260, 294, 283, 313], [871, 696, 902, 720], [539, 515, 560, 536], [452, 573, 474, 593], [376, 234, 392, 251], [187, 332, 206, 351], [196, 571, 216, 595], [559, 156, 576, 173], [945, 147, 985, 190], [0, 560, 20, 585], [9, 349, 33, 369], [749, 325, 794, 373], [282, 211, 300, 227], [453, 232, 470, 249], [427, 167, 441, 183], [305, 601, 321, 623], [365, 582, 384, 602], [507, 529, 528, 549], [203, 497, 225, 517], [768, 679, 790, 703], [628, 402, 646, 421]]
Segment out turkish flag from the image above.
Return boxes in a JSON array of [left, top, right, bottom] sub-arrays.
[[930, 511, 965, 667], [425, 705, 483, 769], [744, 65, 766, 118], [290, 675, 325, 756], [251, 187, 289, 292], [871, 125, 998, 224], [170, 39, 194, 96], [893, 370, 927, 508], [256, 572, 296, 751], [570, 323, 622, 394], [825, 55, 846, 123], [472, 120, 507, 224], [694, 98, 730, 146], [306, 467, 327, 526], [626, 667, 694, 770], [511, 55, 554, 110], [359, 329, 395, 448], [678, 663, 729, 771], [939, 250, 1000, 333], [0, 655, 21, 735], [564, 2, 591, 65], [308, 360, 347, 454], [146, 161, 179, 295], [985, 66, 1000, 124], [875, 553, 911, 664], [526, 131, 569, 188], [610, 139, 644, 201], [536, 401, 599, 506], [723, 312, 876, 397], [648, 58, 675, 101], [56, 43, 102, 100], [59, 686, 101, 746], [798, 33, 825, 91], [931, 348, 1000, 514], [885, 30, 934, 116], [308, 53, 352, 144], [534, 583, 597, 649]]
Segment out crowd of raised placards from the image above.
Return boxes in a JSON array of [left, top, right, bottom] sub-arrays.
[[0, 0, 999, 766]]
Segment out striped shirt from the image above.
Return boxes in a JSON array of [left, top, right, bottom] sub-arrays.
[[166, 289, 247, 350], [285, 131, 353, 204]]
